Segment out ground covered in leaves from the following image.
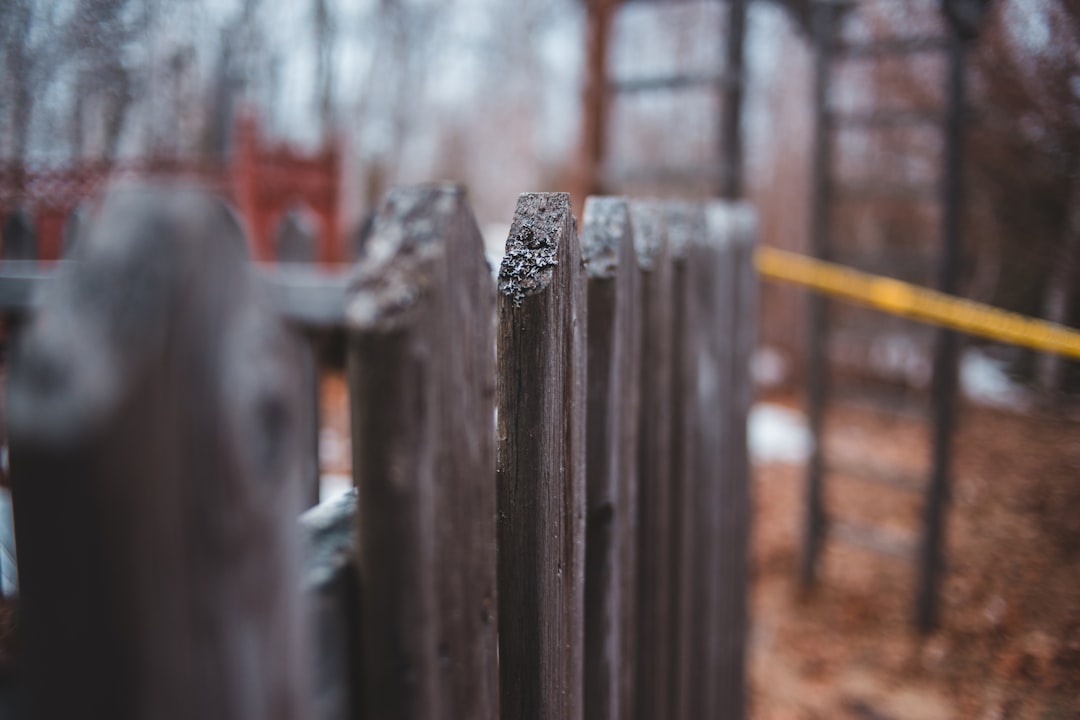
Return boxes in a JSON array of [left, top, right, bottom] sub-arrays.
[[0, 379, 1075, 718], [750, 392, 1080, 719]]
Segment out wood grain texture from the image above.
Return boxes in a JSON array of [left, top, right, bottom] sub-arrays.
[[696, 203, 737, 720], [7, 182, 311, 720], [664, 201, 705, 720], [496, 192, 586, 720], [726, 204, 756, 720], [347, 185, 498, 720], [628, 200, 673, 720], [581, 197, 640, 720], [699, 201, 754, 720]]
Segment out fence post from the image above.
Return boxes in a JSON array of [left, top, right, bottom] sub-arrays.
[[581, 197, 640, 720], [346, 185, 499, 720], [628, 200, 673, 720], [703, 202, 756, 720], [664, 201, 704, 720], [6, 183, 312, 720], [661, 201, 755, 720], [496, 192, 586, 720]]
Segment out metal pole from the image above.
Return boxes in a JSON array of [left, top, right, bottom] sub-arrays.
[[719, 0, 747, 200], [916, 20, 969, 634], [575, 0, 615, 219], [799, 0, 836, 590]]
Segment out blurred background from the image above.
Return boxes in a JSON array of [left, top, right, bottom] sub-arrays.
[[4, 0, 1078, 388], [1, 0, 1079, 717]]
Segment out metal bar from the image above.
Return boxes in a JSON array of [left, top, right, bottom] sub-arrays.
[[832, 383, 927, 420], [618, 0, 726, 5], [608, 71, 734, 94], [833, 249, 936, 276], [829, 109, 942, 127], [262, 265, 350, 329], [835, 37, 951, 59], [576, 0, 616, 215], [0, 260, 46, 311], [719, 0, 747, 199], [599, 164, 724, 189], [826, 458, 925, 493], [831, 521, 915, 560], [0, 261, 351, 329], [917, 24, 969, 634], [800, 0, 837, 591], [833, 183, 940, 202]]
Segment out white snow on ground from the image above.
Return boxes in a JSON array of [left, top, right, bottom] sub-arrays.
[[752, 345, 789, 388], [960, 348, 1033, 411], [319, 428, 347, 471], [867, 333, 932, 389], [320, 473, 354, 504], [482, 223, 510, 279], [0, 487, 15, 595], [749, 402, 813, 465]]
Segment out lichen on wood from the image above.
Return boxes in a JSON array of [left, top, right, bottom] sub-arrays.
[[497, 192, 573, 306]]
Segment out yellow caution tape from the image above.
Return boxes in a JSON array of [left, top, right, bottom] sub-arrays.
[[755, 246, 1080, 361]]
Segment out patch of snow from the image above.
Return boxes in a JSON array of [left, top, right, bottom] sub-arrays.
[[752, 345, 789, 388], [749, 402, 813, 465], [482, 223, 510, 279], [960, 348, 1032, 411], [320, 473, 353, 504], [868, 333, 931, 389], [0, 487, 16, 596], [319, 428, 346, 470]]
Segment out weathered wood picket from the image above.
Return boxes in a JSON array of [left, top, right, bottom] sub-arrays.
[[1, 181, 754, 720]]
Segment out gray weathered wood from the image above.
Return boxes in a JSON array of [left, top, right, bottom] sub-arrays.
[[581, 197, 640, 720], [664, 201, 703, 720], [6, 182, 312, 720], [629, 200, 673, 720], [801, 0, 837, 591], [0, 262, 351, 329], [703, 202, 755, 720], [496, 192, 586, 720], [347, 184, 498, 720]]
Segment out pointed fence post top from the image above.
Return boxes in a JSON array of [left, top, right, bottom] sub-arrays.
[[582, 196, 631, 280], [628, 200, 668, 270], [346, 183, 478, 331], [704, 200, 757, 249], [664, 200, 707, 258], [498, 192, 576, 307]]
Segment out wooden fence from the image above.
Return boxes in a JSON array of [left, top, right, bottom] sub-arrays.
[[2, 181, 755, 720]]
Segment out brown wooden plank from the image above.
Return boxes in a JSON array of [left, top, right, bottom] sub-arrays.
[[347, 185, 499, 720], [693, 203, 737, 720], [717, 202, 757, 720], [629, 200, 673, 720], [581, 197, 640, 720], [663, 201, 704, 720], [496, 192, 586, 720], [6, 182, 312, 720]]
